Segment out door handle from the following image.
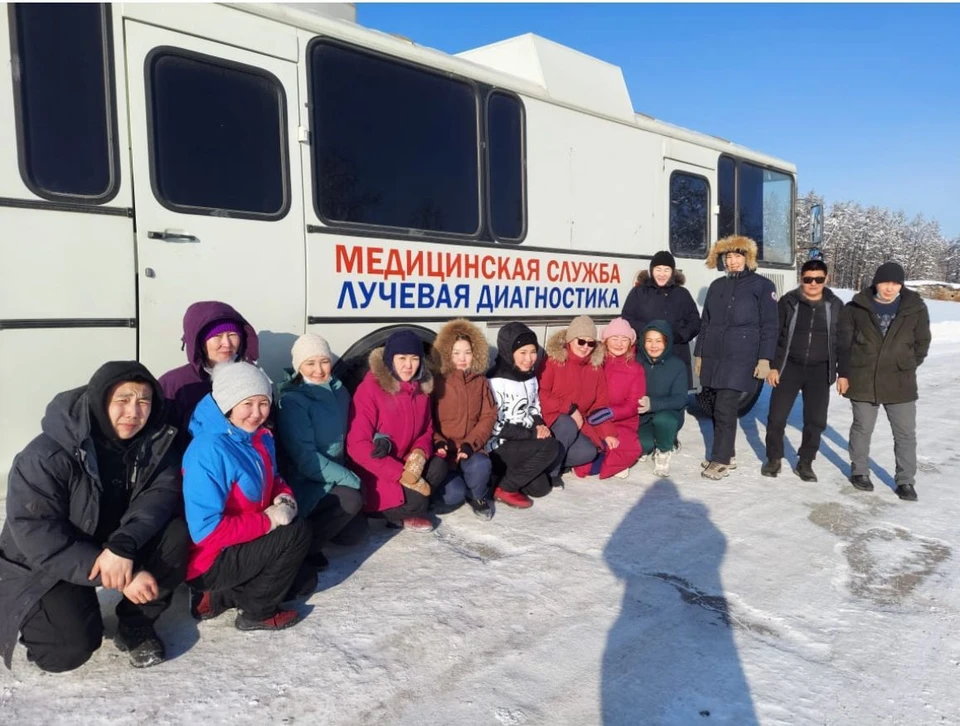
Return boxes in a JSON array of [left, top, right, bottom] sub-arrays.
[[148, 229, 200, 243]]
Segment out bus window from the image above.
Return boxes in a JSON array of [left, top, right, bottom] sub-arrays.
[[147, 51, 288, 218], [487, 91, 525, 242], [12, 3, 118, 201], [669, 171, 709, 258], [309, 41, 480, 236], [718, 155, 736, 239], [739, 162, 793, 265]]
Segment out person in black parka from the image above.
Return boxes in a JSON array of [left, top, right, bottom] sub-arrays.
[[621, 250, 702, 389], [694, 236, 778, 480], [762, 259, 844, 482], [0, 362, 188, 672]]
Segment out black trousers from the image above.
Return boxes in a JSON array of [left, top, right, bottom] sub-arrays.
[[765, 361, 830, 462], [19, 517, 189, 673], [380, 456, 447, 523], [490, 438, 561, 497], [188, 518, 311, 621], [307, 486, 364, 554], [711, 389, 742, 465]]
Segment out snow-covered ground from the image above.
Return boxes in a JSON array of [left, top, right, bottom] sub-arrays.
[[2, 297, 958, 726]]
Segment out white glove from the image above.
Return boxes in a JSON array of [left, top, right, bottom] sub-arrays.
[[264, 502, 296, 531], [273, 493, 298, 514]]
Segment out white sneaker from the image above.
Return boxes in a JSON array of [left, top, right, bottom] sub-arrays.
[[653, 449, 673, 477], [638, 454, 650, 463], [613, 467, 631, 480], [701, 456, 737, 470]]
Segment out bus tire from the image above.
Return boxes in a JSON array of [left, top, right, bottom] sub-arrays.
[[693, 380, 764, 419], [333, 324, 438, 393]]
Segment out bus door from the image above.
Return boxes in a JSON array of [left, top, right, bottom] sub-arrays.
[[123, 21, 306, 377]]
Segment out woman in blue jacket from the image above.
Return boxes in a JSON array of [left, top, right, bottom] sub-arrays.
[[276, 335, 364, 570]]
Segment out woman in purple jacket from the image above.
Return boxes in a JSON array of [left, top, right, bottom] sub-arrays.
[[158, 301, 259, 451]]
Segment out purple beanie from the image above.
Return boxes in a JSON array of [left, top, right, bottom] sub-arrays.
[[202, 320, 243, 342]]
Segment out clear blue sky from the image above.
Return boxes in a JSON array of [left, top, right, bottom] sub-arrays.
[[359, 3, 960, 238]]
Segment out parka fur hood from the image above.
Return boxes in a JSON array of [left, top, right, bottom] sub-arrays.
[[706, 235, 759, 271], [432, 318, 490, 376], [635, 269, 687, 287], [367, 346, 434, 396], [545, 329, 606, 368]]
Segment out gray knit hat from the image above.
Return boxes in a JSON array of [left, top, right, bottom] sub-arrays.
[[565, 315, 598, 342], [292, 334, 333, 373], [211, 362, 273, 414]]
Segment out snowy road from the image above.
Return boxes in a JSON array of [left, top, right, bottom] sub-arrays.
[[2, 299, 958, 726]]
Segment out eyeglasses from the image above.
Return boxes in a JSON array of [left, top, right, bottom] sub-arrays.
[[576, 338, 597, 348], [802, 276, 826, 285]]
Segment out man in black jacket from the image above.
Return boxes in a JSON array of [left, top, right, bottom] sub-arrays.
[[0, 361, 188, 672], [762, 260, 844, 482], [837, 262, 931, 501]]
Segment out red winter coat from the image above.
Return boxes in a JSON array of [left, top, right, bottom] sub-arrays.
[[538, 330, 617, 447], [346, 348, 434, 512], [603, 351, 647, 432]]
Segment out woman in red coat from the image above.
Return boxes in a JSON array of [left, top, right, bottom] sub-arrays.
[[594, 318, 645, 479], [539, 316, 619, 484], [346, 331, 445, 532]]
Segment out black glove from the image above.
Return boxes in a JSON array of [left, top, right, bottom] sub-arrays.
[[458, 442, 475, 459], [371, 436, 393, 459]]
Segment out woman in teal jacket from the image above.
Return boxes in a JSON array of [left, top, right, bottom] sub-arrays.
[[276, 335, 364, 569], [638, 320, 688, 477]]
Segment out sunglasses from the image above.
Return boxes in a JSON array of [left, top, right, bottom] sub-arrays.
[[802, 276, 826, 285], [576, 338, 598, 348]]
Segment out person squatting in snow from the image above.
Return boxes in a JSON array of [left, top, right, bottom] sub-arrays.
[[346, 330, 447, 533], [429, 319, 498, 520], [636, 320, 689, 478]]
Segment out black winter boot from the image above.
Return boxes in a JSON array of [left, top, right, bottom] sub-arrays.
[[115, 622, 166, 669], [850, 474, 874, 491], [761, 459, 781, 477], [794, 460, 818, 482], [895, 484, 918, 502]]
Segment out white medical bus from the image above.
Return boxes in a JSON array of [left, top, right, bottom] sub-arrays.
[[0, 2, 798, 487]]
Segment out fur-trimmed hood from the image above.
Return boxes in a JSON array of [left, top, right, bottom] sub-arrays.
[[706, 235, 758, 271], [635, 269, 687, 287], [432, 318, 489, 376], [367, 347, 434, 395], [545, 329, 606, 368]]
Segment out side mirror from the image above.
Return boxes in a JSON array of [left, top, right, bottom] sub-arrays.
[[808, 204, 824, 260]]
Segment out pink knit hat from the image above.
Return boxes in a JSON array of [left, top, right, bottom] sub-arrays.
[[602, 317, 637, 345]]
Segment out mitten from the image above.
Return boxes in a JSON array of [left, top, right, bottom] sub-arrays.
[[694, 356, 702, 377], [587, 407, 614, 426], [264, 502, 296, 531], [403, 448, 427, 479], [371, 435, 393, 459], [399, 475, 431, 497], [273, 493, 298, 515], [753, 359, 771, 379]]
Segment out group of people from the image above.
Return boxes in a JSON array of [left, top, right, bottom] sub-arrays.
[[0, 234, 931, 676]]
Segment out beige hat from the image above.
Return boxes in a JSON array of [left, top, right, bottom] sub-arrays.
[[565, 315, 597, 342], [292, 334, 333, 373]]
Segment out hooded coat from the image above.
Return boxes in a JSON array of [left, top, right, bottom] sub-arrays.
[[837, 286, 931, 404], [621, 269, 701, 388], [486, 322, 546, 450], [158, 301, 259, 448], [639, 320, 690, 419], [694, 236, 779, 393], [430, 319, 498, 453], [602, 344, 647, 433], [275, 372, 361, 517], [539, 329, 617, 446], [0, 363, 179, 669], [346, 348, 435, 513], [182, 394, 293, 580]]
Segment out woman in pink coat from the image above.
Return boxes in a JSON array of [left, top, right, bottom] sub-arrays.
[[587, 318, 646, 479], [346, 331, 445, 532]]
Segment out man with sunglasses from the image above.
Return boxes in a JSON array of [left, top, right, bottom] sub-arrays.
[[762, 259, 843, 482]]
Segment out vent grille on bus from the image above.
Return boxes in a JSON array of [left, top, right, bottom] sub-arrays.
[[759, 272, 788, 298]]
